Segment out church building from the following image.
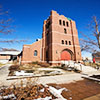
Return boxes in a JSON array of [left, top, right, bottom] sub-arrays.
[[21, 10, 82, 65]]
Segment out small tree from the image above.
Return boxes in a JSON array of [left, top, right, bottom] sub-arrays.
[[80, 16, 100, 53]]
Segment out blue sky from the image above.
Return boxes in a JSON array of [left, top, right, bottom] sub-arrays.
[[0, 0, 100, 57]]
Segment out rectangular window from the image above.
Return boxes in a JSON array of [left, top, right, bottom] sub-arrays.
[[63, 21, 65, 26], [59, 20, 61, 25], [64, 28, 67, 34]]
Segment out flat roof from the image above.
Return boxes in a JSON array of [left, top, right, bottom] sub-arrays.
[[0, 51, 21, 55]]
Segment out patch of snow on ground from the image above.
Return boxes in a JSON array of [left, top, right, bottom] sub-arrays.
[[48, 86, 67, 100], [15, 70, 34, 76], [34, 96, 52, 100]]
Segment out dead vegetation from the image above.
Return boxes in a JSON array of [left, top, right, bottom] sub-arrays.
[[20, 62, 50, 70], [0, 78, 56, 100], [9, 65, 19, 76], [0, 63, 4, 67], [8, 62, 59, 76], [37, 62, 50, 67], [9, 65, 19, 71], [84, 62, 100, 69]]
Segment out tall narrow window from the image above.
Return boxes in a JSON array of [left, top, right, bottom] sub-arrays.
[[46, 21, 50, 29], [69, 41, 71, 45], [64, 28, 67, 34], [62, 40, 64, 44], [66, 22, 69, 27], [59, 20, 62, 25], [65, 41, 67, 45], [63, 21, 65, 26], [34, 50, 38, 56]]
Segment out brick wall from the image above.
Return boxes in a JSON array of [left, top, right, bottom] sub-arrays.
[[21, 10, 82, 64]]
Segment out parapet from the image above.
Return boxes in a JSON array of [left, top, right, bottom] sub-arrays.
[[50, 10, 58, 16]]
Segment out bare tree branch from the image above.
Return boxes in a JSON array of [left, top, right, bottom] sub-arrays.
[[0, 39, 27, 43], [0, 5, 28, 46], [0, 6, 14, 34], [0, 48, 18, 51], [80, 16, 100, 53]]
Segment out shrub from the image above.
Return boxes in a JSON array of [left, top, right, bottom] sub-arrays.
[[9, 65, 19, 71], [61, 64, 65, 68], [53, 66, 61, 69], [31, 61, 38, 65], [38, 62, 50, 67]]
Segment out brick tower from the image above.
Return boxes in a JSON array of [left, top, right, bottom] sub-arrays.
[[42, 10, 82, 65], [21, 10, 82, 64]]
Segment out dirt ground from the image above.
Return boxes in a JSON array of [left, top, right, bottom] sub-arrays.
[[49, 79, 100, 100]]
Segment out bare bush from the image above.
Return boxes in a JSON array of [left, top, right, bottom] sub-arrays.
[[38, 62, 50, 67], [9, 65, 19, 71]]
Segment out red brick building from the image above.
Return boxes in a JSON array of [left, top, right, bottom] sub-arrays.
[[21, 10, 82, 65]]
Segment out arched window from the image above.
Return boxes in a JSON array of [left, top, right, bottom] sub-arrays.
[[65, 41, 67, 45], [69, 41, 71, 45], [34, 50, 38, 56], [64, 28, 67, 34], [66, 22, 69, 27], [59, 20, 62, 25], [62, 40, 64, 44], [63, 21, 65, 26]]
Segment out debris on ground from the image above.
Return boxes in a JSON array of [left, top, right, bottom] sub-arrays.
[[9, 67, 64, 77], [90, 75, 100, 79], [0, 93, 16, 100], [34, 96, 52, 100], [0, 84, 56, 100], [0, 83, 69, 100], [15, 70, 34, 76], [48, 86, 67, 100], [82, 74, 100, 82]]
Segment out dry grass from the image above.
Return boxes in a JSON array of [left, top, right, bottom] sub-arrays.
[[84, 62, 100, 68], [19, 62, 50, 71], [38, 62, 50, 67], [9, 65, 19, 71], [0, 63, 4, 67]]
